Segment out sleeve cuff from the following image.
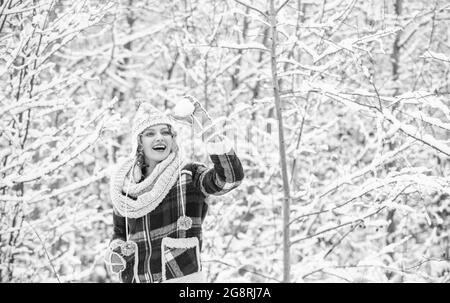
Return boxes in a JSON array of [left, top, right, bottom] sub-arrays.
[[206, 137, 233, 155]]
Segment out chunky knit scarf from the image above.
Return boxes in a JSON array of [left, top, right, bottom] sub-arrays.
[[110, 151, 182, 218]]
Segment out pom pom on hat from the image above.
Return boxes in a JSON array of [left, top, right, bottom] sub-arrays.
[[130, 101, 174, 157]]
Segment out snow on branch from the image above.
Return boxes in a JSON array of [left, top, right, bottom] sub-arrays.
[[217, 41, 270, 52], [317, 140, 415, 199], [0, 116, 109, 187], [1, 2, 48, 15], [382, 109, 450, 157], [309, 81, 450, 157], [421, 50, 450, 63], [26, 169, 111, 204]]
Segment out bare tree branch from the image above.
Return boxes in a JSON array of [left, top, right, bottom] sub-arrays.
[[233, 0, 267, 18], [276, 0, 291, 15]]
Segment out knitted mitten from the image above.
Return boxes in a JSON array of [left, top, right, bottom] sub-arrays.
[[105, 239, 136, 275]]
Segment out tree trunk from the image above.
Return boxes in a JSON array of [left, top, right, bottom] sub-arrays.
[[385, 0, 402, 281], [111, 0, 135, 163], [269, 0, 291, 283]]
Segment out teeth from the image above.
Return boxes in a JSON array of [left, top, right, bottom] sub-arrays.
[[152, 144, 166, 150]]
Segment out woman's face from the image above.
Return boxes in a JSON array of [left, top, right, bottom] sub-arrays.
[[139, 124, 175, 164]]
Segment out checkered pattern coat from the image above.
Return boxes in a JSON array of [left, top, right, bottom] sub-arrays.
[[111, 149, 244, 283]]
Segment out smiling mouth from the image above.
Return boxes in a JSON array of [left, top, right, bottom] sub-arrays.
[[152, 144, 167, 152]]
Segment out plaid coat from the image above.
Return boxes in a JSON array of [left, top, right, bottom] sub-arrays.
[[111, 148, 244, 283]]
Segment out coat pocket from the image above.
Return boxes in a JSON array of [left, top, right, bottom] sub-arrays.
[[161, 237, 201, 282]]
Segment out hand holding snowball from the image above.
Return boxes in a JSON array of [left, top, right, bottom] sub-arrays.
[[171, 96, 212, 135]]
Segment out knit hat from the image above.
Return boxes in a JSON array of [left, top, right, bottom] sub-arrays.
[[131, 102, 174, 157]]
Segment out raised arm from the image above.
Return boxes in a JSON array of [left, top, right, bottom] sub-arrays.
[[191, 137, 244, 196], [172, 95, 245, 195]]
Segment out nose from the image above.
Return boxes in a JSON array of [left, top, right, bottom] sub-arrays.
[[154, 132, 164, 141]]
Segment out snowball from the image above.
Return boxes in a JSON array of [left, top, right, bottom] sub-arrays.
[[173, 97, 195, 117]]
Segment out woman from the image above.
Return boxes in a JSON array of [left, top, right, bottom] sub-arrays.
[[105, 97, 244, 283]]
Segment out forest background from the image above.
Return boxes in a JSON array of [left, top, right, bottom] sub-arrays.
[[0, 0, 449, 283]]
